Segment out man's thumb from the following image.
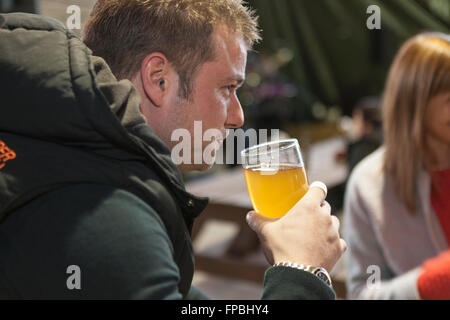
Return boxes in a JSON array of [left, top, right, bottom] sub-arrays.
[[246, 211, 273, 233]]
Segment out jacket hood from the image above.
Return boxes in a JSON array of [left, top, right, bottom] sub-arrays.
[[0, 13, 208, 221]]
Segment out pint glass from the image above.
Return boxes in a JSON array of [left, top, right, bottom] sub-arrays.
[[241, 139, 309, 219]]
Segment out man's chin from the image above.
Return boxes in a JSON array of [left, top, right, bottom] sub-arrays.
[[175, 146, 220, 173], [178, 162, 215, 173], [196, 162, 215, 172]]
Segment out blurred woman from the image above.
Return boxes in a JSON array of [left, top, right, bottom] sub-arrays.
[[344, 32, 450, 299]]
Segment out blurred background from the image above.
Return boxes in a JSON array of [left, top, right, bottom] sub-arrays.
[[1, 0, 449, 299]]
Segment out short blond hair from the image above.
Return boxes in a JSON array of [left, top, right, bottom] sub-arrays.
[[83, 0, 261, 98], [383, 32, 450, 213]]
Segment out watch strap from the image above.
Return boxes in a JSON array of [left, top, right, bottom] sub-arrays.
[[273, 261, 333, 288]]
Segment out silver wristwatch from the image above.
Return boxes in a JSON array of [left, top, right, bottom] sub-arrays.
[[274, 261, 333, 288]]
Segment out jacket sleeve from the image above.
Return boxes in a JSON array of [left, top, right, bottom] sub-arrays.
[[343, 172, 420, 300], [0, 184, 185, 299], [66, 186, 188, 299], [68, 185, 336, 300], [261, 266, 335, 300]]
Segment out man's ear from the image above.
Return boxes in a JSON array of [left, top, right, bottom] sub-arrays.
[[140, 53, 171, 107]]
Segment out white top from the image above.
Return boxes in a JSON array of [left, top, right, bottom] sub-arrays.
[[343, 147, 448, 299]]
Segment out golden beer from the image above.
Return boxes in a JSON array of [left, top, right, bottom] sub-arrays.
[[244, 164, 309, 219]]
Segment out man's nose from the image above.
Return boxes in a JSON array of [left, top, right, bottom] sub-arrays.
[[225, 94, 244, 129]]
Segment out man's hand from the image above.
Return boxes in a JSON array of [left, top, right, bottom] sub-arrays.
[[246, 182, 346, 273]]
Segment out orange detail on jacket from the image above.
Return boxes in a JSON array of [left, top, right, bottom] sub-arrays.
[[0, 140, 16, 170]]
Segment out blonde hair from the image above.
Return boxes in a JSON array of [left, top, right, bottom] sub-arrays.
[[83, 0, 261, 99], [382, 32, 450, 213]]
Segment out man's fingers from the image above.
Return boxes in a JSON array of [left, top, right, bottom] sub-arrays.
[[297, 181, 328, 209], [246, 211, 274, 234], [321, 200, 331, 213], [307, 181, 328, 204], [340, 239, 347, 252], [331, 215, 340, 231], [310, 181, 327, 197]]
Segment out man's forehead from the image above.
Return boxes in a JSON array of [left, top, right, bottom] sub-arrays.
[[212, 25, 249, 53], [210, 28, 248, 74]]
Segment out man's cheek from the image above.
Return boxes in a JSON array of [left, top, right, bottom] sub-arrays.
[[201, 128, 224, 165], [202, 140, 219, 166]]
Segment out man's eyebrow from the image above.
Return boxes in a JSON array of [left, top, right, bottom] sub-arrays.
[[225, 76, 245, 86]]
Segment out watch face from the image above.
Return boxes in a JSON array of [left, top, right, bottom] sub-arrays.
[[316, 272, 329, 283], [313, 269, 331, 286]]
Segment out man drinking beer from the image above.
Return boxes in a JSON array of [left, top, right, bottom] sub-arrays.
[[0, 0, 345, 299]]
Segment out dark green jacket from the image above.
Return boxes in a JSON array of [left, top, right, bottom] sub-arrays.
[[0, 13, 335, 300]]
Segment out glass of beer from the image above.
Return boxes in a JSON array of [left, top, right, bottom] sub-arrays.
[[241, 139, 309, 219]]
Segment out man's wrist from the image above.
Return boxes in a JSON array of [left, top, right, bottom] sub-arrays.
[[273, 261, 333, 288]]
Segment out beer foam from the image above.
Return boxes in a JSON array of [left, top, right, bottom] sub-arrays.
[[253, 167, 279, 172]]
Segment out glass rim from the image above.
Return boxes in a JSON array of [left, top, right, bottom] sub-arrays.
[[240, 139, 300, 157]]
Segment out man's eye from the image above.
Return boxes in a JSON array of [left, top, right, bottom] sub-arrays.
[[225, 85, 237, 92], [222, 84, 240, 97]]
